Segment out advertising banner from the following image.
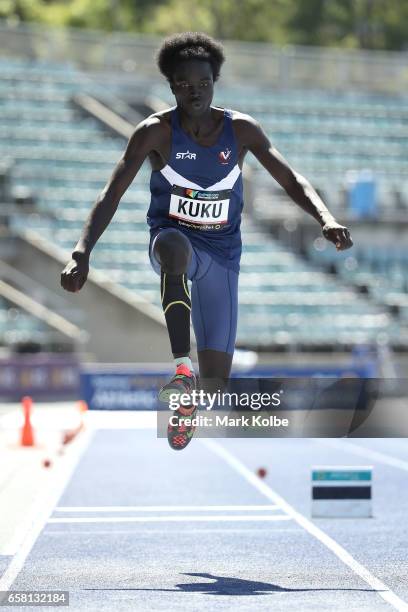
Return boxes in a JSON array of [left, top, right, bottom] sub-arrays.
[[0, 354, 80, 401]]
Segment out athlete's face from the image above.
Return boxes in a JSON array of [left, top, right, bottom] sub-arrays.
[[170, 60, 214, 116]]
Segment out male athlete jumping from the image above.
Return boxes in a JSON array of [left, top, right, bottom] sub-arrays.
[[61, 32, 353, 450]]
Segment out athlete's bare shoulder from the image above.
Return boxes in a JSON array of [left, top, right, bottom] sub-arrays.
[[229, 109, 260, 132], [129, 108, 174, 168], [146, 107, 173, 127], [135, 108, 172, 141], [228, 109, 264, 151], [124, 108, 173, 164]]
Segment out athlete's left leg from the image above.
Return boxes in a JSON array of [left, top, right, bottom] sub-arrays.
[[191, 258, 239, 395], [198, 350, 233, 381]]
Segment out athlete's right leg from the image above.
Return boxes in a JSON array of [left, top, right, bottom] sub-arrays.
[[149, 228, 205, 449], [149, 228, 198, 403], [153, 228, 192, 355]]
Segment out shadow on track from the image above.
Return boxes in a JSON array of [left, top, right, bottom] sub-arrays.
[[85, 571, 383, 597]]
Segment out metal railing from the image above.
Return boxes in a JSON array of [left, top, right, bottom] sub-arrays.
[[1, 20, 408, 94]]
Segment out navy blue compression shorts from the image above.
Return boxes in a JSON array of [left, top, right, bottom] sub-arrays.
[[149, 228, 238, 355]]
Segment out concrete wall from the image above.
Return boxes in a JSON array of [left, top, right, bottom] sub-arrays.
[[8, 230, 186, 363]]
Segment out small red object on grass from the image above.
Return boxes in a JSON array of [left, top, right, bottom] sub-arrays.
[[257, 467, 267, 479]]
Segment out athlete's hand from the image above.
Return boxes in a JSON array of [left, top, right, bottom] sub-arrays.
[[322, 221, 353, 251], [60, 253, 89, 293]]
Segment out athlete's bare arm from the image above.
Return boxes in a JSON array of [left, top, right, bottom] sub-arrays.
[[233, 112, 353, 251], [60, 113, 170, 292]]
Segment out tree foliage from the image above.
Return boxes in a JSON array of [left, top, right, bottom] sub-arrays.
[[1, 0, 407, 51]]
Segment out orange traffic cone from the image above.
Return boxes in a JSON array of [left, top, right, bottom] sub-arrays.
[[21, 396, 35, 447]]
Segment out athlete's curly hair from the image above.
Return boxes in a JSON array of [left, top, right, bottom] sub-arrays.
[[156, 32, 225, 82]]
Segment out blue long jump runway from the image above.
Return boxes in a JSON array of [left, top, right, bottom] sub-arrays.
[[2, 422, 408, 611]]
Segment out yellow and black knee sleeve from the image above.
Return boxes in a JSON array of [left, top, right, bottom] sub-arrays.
[[160, 271, 191, 355]]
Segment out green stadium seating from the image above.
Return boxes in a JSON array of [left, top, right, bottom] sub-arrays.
[[2, 57, 406, 350]]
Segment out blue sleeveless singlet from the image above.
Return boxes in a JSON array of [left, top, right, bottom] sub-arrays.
[[147, 107, 244, 272]]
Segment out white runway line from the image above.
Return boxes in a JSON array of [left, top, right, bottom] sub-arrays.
[[86, 411, 157, 429], [202, 439, 408, 612], [44, 528, 301, 535], [47, 515, 292, 524], [317, 439, 408, 473], [55, 504, 280, 512], [0, 430, 93, 592]]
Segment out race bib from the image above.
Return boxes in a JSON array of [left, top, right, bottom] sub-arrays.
[[169, 185, 230, 231]]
